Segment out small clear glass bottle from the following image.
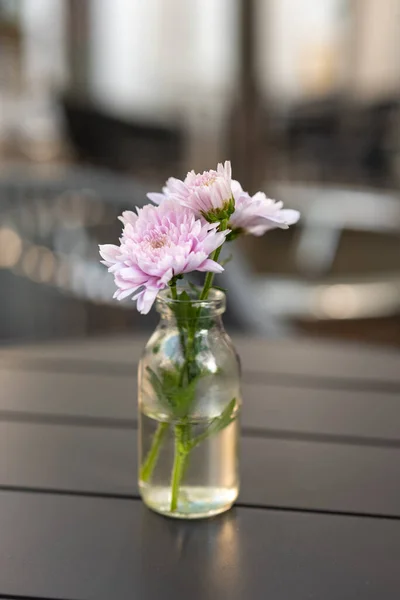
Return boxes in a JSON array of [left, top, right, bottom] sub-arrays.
[[138, 288, 241, 519]]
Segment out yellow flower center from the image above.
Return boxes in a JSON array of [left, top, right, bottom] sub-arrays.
[[203, 176, 216, 187], [150, 236, 167, 249]]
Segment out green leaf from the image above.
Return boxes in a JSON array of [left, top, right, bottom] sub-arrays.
[[226, 229, 243, 242], [170, 289, 199, 326], [227, 196, 235, 217], [172, 376, 201, 417], [207, 397, 237, 436], [179, 290, 191, 302], [212, 285, 227, 293], [188, 398, 237, 450], [147, 365, 206, 418], [187, 281, 201, 297], [201, 210, 221, 223], [146, 366, 170, 409]]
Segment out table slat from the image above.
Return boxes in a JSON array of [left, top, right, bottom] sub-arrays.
[[1, 369, 400, 443], [1, 423, 400, 517], [2, 334, 400, 384]]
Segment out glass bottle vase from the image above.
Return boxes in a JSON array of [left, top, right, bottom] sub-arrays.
[[138, 288, 241, 519]]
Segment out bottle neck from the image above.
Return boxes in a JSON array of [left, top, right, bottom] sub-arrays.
[[155, 288, 226, 330], [158, 312, 224, 331]]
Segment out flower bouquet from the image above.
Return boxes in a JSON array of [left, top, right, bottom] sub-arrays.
[[100, 161, 299, 518]]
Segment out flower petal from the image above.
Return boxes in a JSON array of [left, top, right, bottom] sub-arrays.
[[281, 209, 300, 225], [136, 287, 160, 314], [197, 258, 224, 273], [147, 193, 167, 205], [228, 190, 300, 237], [99, 244, 122, 266]]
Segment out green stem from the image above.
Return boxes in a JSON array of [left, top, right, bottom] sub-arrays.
[[200, 245, 223, 300], [199, 219, 227, 301], [170, 424, 189, 512], [176, 219, 227, 401], [169, 281, 178, 300], [140, 421, 169, 482], [178, 327, 194, 387], [170, 280, 187, 378]]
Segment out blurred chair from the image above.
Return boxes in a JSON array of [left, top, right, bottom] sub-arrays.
[[223, 183, 400, 343], [280, 97, 399, 186], [0, 164, 157, 343], [61, 96, 183, 178]]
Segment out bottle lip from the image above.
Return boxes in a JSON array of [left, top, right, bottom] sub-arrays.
[[156, 287, 226, 316]]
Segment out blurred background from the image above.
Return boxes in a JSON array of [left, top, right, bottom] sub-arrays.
[[1, 0, 400, 346]]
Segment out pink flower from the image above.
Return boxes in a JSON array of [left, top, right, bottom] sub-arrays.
[[228, 181, 300, 237], [99, 199, 228, 314], [147, 161, 234, 222]]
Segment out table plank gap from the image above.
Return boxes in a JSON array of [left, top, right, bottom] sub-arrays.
[[1, 483, 400, 523]]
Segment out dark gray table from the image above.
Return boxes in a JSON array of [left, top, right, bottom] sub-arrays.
[[1, 335, 400, 599]]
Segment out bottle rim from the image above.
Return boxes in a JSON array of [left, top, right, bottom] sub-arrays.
[[156, 286, 226, 317]]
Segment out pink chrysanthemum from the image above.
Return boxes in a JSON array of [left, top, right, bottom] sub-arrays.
[[99, 199, 228, 314], [228, 181, 300, 236], [147, 161, 234, 221]]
